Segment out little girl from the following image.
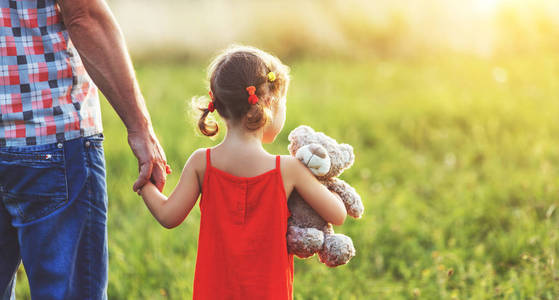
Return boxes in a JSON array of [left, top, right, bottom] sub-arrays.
[[138, 45, 346, 299]]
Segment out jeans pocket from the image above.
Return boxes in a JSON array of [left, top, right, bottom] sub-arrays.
[[0, 146, 68, 225], [85, 133, 104, 148]]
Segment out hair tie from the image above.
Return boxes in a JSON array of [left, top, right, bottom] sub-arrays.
[[207, 101, 215, 112], [246, 86, 258, 105], [207, 90, 215, 112], [267, 71, 276, 82]]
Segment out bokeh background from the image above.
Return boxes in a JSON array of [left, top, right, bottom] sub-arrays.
[[16, 0, 559, 298]]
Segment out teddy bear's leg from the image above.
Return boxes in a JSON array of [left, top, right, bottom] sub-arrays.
[[318, 233, 356, 267], [326, 178, 364, 219], [287, 226, 324, 258]]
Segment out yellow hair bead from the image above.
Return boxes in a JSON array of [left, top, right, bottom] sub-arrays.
[[267, 71, 276, 82]]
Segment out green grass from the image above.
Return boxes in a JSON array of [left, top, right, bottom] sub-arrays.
[[15, 53, 559, 299]]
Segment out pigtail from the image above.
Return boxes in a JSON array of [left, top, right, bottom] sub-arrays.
[[198, 108, 219, 137], [192, 96, 219, 137]]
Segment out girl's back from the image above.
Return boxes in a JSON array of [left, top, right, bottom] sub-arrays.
[[139, 45, 346, 299], [194, 148, 293, 299]]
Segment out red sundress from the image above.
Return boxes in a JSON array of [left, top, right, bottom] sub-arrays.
[[193, 149, 294, 299]]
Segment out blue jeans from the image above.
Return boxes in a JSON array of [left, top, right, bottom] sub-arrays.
[[0, 134, 108, 300]]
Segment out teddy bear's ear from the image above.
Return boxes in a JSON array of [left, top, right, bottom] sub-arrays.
[[288, 126, 310, 155], [339, 144, 355, 168], [288, 128, 299, 142], [288, 125, 315, 142]]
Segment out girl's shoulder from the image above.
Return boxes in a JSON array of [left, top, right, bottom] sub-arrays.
[[278, 155, 323, 197], [189, 148, 209, 165], [279, 155, 309, 181], [187, 148, 209, 175], [279, 154, 308, 169], [185, 148, 211, 187], [278, 155, 298, 167]]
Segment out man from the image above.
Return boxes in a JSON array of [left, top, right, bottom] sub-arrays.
[[0, 0, 167, 299]]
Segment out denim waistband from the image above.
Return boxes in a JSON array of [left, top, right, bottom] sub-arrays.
[[0, 133, 103, 153], [0, 133, 103, 168]]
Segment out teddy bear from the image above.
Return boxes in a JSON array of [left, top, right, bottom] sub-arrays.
[[286, 125, 364, 267]]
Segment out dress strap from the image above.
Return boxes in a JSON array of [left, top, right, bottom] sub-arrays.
[[206, 148, 212, 168], [276, 155, 281, 171]]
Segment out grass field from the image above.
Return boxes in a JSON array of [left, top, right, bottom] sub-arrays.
[[15, 53, 559, 299]]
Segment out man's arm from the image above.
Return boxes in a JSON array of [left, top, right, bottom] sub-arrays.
[[56, 0, 168, 192]]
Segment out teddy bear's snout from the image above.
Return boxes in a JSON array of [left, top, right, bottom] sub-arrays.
[[295, 144, 331, 176]]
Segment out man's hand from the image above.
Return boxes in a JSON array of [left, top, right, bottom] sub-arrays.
[[128, 127, 169, 192]]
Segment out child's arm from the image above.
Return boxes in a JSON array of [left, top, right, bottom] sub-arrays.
[[285, 156, 347, 225], [139, 149, 205, 228]]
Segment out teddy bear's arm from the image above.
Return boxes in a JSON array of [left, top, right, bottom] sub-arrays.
[[289, 158, 347, 225], [287, 225, 324, 258], [325, 178, 364, 219]]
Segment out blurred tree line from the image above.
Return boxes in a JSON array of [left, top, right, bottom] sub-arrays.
[[105, 0, 559, 61]]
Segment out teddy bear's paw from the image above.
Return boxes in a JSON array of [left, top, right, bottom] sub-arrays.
[[345, 190, 364, 219], [295, 144, 331, 176], [287, 226, 324, 258], [318, 234, 356, 267], [329, 178, 364, 219]]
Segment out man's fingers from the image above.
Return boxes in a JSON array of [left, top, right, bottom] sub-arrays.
[[152, 163, 166, 192], [133, 162, 153, 192]]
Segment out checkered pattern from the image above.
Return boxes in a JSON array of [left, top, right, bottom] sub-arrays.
[[0, 0, 102, 146]]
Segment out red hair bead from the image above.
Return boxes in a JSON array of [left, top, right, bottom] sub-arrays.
[[246, 86, 258, 104], [208, 101, 215, 112], [248, 94, 258, 105]]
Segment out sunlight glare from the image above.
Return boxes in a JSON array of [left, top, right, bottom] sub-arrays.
[[474, 0, 503, 14]]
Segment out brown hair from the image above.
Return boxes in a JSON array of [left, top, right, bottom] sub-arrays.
[[195, 45, 290, 136]]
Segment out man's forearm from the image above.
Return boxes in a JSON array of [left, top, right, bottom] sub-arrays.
[[57, 0, 150, 133], [57, 0, 169, 192]]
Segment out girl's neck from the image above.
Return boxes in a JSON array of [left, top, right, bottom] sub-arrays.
[[221, 122, 265, 153]]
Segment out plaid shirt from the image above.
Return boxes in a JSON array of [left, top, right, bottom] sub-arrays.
[[0, 0, 102, 147]]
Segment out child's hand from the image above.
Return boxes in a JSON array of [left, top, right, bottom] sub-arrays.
[[137, 181, 156, 196], [139, 149, 203, 228], [136, 164, 171, 196]]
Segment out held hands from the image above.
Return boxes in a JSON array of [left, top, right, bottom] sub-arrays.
[[128, 126, 171, 192]]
